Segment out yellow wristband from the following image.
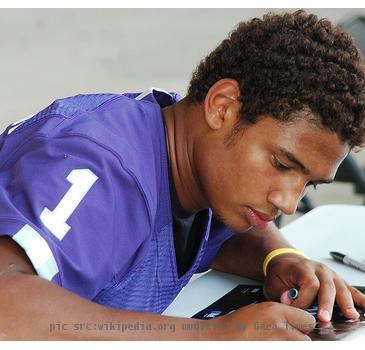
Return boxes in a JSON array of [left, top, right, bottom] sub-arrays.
[[262, 248, 310, 276]]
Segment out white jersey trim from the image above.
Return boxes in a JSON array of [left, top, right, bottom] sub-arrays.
[[135, 87, 172, 101], [12, 224, 59, 281], [7, 113, 35, 135]]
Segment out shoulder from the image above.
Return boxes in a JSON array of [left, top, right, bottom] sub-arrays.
[[1, 88, 178, 226], [0, 133, 154, 297]]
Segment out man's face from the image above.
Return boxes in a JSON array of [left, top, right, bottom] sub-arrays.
[[194, 116, 350, 232]]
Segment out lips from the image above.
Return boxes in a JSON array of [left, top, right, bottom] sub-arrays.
[[245, 207, 274, 229]]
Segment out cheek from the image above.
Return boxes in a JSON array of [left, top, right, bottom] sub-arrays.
[[216, 151, 271, 206], [194, 146, 227, 203], [237, 152, 272, 189]]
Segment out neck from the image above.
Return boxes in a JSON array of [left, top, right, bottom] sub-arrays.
[[162, 99, 208, 214]]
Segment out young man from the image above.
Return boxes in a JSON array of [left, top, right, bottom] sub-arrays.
[[0, 10, 365, 340]]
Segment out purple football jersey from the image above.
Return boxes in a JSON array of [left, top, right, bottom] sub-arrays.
[[0, 88, 234, 311]]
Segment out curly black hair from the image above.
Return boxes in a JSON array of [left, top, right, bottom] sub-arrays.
[[187, 10, 365, 148]]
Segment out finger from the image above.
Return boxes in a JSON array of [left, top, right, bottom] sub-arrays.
[[283, 304, 316, 335], [281, 327, 312, 341], [264, 263, 320, 307], [315, 322, 337, 340], [289, 274, 320, 309], [280, 290, 293, 305], [315, 271, 337, 322], [288, 333, 311, 341], [348, 285, 365, 309], [334, 280, 359, 320]]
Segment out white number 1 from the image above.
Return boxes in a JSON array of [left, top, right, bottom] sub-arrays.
[[40, 169, 98, 240]]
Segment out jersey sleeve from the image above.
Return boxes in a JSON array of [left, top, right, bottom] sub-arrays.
[[0, 134, 152, 300]]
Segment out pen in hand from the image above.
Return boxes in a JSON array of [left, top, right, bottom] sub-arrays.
[[330, 251, 365, 273], [280, 288, 299, 304]]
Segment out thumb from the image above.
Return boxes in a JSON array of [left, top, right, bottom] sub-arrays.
[[283, 303, 316, 334], [280, 289, 295, 305]]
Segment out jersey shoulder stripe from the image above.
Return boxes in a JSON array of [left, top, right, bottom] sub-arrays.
[[6, 93, 121, 136], [36, 93, 121, 118]]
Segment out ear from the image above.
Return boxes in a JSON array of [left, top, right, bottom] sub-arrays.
[[203, 79, 240, 131]]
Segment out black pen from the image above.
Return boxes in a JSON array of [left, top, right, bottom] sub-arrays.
[[330, 251, 365, 273]]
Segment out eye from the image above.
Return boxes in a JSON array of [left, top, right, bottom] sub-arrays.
[[272, 156, 291, 172]]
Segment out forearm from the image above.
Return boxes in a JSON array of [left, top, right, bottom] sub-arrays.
[[0, 271, 213, 340], [211, 222, 294, 281]]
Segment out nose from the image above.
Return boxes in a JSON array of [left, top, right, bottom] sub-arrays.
[[267, 187, 305, 216]]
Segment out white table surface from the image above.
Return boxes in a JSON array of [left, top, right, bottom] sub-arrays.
[[163, 204, 365, 339]]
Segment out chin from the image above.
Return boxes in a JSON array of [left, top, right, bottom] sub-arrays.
[[229, 222, 253, 233], [213, 210, 252, 233]]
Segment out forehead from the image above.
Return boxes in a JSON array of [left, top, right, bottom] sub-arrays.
[[244, 117, 350, 178]]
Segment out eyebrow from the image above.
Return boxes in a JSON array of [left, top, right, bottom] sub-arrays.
[[279, 147, 334, 184]]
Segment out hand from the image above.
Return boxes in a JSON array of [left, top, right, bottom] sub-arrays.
[[263, 254, 365, 322], [209, 301, 315, 340]]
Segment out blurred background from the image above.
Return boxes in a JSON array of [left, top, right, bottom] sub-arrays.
[[1, 8, 365, 225]]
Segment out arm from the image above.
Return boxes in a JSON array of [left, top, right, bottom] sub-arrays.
[[0, 236, 315, 340], [0, 236, 211, 340], [211, 222, 293, 280]]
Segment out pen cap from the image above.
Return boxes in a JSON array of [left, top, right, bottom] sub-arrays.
[[330, 251, 345, 261], [288, 288, 299, 300]]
